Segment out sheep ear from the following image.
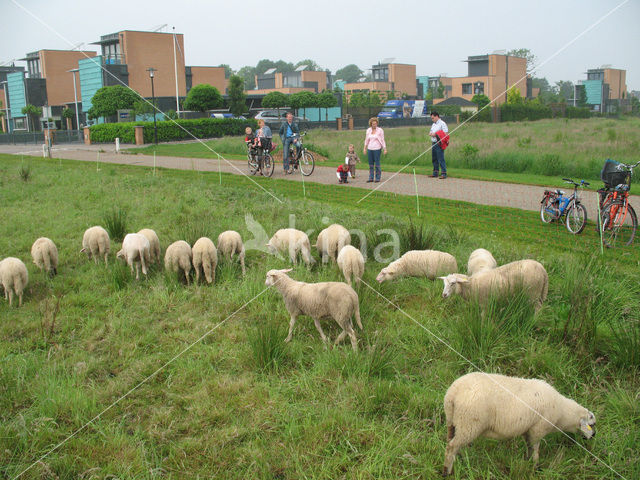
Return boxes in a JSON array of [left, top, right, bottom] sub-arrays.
[[457, 277, 470, 283], [437, 276, 447, 280], [281, 268, 293, 273]]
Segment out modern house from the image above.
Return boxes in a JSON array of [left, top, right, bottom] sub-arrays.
[[580, 66, 628, 113], [343, 62, 417, 100], [252, 65, 330, 95]]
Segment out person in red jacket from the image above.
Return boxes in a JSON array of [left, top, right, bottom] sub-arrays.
[[428, 111, 449, 179]]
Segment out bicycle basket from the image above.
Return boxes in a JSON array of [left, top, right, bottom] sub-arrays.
[[601, 159, 630, 189]]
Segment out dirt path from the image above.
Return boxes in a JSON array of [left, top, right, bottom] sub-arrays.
[[3, 143, 637, 218]]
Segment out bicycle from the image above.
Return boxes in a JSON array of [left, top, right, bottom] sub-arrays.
[[540, 178, 589, 234], [247, 141, 275, 178], [286, 132, 315, 176], [597, 159, 640, 248]]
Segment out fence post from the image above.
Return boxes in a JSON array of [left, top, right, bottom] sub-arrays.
[[83, 126, 91, 145]]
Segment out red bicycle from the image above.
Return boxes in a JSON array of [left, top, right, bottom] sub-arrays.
[[598, 160, 640, 248]]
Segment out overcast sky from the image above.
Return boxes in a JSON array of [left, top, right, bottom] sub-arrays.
[[2, 0, 638, 90]]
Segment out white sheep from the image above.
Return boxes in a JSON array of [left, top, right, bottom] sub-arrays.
[[439, 259, 548, 310], [137, 228, 161, 264], [376, 250, 457, 283], [116, 233, 151, 280], [267, 229, 315, 266], [164, 240, 192, 285], [265, 268, 362, 351], [0, 257, 29, 307], [31, 237, 58, 276], [216, 230, 246, 275], [467, 248, 497, 276], [80, 226, 110, 265], [337, 245, 365, 286], [192, 237, 218, 284], [443, 372, 596, 475], [315, 224, 351, 263]]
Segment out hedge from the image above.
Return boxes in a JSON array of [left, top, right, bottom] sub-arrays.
[[89, 118, 257, 143], [499, 103, 553, 122]]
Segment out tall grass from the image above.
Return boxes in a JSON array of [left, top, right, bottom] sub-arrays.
[[247, 322, 289, 372], [102, 206, 129, 242]]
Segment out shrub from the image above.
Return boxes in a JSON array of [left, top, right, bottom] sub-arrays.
[[247, 323, 289, 372], [500, 103, 553, 122], [103, 206, 128, 242], [19, 164, 31, 182]]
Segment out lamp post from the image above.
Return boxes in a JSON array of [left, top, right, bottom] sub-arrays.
[[0, 80, 11, 134], [67, 68, 81, 138], [147, 67, 158, 144]]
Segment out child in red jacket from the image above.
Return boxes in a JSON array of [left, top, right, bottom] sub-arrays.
[[337, 163, 350, 184]]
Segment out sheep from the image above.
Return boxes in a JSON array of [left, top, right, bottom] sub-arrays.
[[337, 245, 365, 287], [443, 372, 596, 475], [315, 224, 351, 264], [467, 248, 497, 276], [376, 250, 457, 283], [192, 237, 218, 284], [116, 233, 151, 280], [216, 230, 246, 275], [80, 226, 110, 265], [267, 229, 315, 266], [439, 259, 548, 310], [164, 240, 192, 285], [31, 237, 58, 276], [0, 257, 29, 307], [265, 268, 362, 351], [137, 228, 161, 264]]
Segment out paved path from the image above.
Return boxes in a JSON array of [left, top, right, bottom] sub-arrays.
[[2, 142, 637, 219]]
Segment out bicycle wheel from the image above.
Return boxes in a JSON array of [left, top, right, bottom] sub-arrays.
[[262, 153, 275, 177], [565, 202, 587, 234], [601, 202, 637, 247], [540, 195, 558, 223], [299, 151, 315, 176], [248, 152, 259, 175]]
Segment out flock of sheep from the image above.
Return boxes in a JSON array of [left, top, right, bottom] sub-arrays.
[[0, 222, 596, 475]]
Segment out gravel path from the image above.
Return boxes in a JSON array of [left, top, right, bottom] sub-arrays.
[[3, 143, 637, 219]]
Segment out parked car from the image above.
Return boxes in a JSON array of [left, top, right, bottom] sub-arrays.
[[254, 110, 306, 123], [210, 113, 246, 119]]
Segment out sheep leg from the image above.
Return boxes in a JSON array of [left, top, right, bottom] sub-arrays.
[[8, 289, 14, 306], [103, 253, 108, 266], [313, 318, 329, 345], [285, 314, 297, 342], [334, 330, 347, 345], [524, 432, 542, 464], [289, 245, 297, 264], [195, 265, 201, 284], [443, 427, 476, 476], [184, 269, 190, 285], [18, 292, 23, 307], [322, 252, 329, 264], [239, 252, 246, 276], [134, 263, 140, 280], [345, 325, 358, 351]]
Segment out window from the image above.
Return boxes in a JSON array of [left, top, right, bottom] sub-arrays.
[[462, 83, 472, 95], [13, 117, 26, 130], [587, 71, 604, 81], [102, 42, 123, 64], [473, 82, 485, 95], [27, 58, 41, 78], [373, 68, 388, 81]]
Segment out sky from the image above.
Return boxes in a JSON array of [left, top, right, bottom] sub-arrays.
[[2, 0, 638, 90]]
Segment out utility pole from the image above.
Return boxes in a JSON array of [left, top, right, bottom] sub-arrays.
[[147, 67, 158, 144]]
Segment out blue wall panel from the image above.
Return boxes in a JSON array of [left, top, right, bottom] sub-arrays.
[[584, 80, 602, 105], [7, 71, 26, 118], [299, 106, 341, 122], [79, 56, 104, 113]]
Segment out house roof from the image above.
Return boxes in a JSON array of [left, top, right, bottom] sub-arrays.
[[437, 96, 477, 106]]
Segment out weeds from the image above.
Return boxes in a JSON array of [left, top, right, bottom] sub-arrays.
[[19, 163, 31, 182], [247, 322, 289, 372], [398, 219, 440, 252], [103, 206, 128, 242]]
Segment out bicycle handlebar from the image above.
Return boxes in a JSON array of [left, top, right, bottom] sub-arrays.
[[562, 178, 589, 187]]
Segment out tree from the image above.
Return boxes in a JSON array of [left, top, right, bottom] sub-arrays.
[[471, 94, 491, 109], [317, 90, 337, 121], [227, 74, 247, 116], [262, 91, 288, 120], [435, 83, 445, 99], [255, 59, 295, 75], [182, 84, 223, 112], [335, 64, 364, 83], [507, 48, 537, 74], [387, 90, 397, 101], [132, 98, 157, 119], [289, 91, 317, 117], [87, 85, 139, 120], [237, 66, 256, 90], [349, 92, 368, 108], [295, 59, 322, 71], [506, 87, 524, 105], [576, 85, 588, 107], [555, 80, 574, 103], [217, 64, 234, 78], [62, 107, 74, 129], [22, 104, 43, 131]]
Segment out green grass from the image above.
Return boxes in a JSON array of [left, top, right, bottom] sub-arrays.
[[0, 153, 639, 478]]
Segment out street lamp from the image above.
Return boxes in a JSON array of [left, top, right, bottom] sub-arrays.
[[67, 68, 81, 138], [0, 80, 11, 134], [147, 67, 158, 144]]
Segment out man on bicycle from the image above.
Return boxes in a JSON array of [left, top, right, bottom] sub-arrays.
[[279, 112, 300, 174]]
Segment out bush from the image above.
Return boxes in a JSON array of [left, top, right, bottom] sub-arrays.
[[566, 106, 591, 119], [90, 118, 257, 144], [460, 108, 491, 122], [500, 103, 553, 122]]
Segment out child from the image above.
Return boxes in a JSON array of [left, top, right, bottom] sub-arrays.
[[345, 144, 360, 179], [244, 127, 256, 147], [337, 162, 350, 184]]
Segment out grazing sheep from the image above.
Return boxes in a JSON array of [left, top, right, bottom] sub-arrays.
[[164, 240, 192, 285], [137, 228, 161, 264], [439, 259, 548, 310], [216, 230, 246, 275], [265, 269, 362, 350], [443, 372, 596, 475], [316, 224, 351, 263], [267, 229, 315, 266], [80, 226, 110, 265], [337, 245, 365, 286], [116, 233, 151, 280], [376, 250, 457, 283], [467, 248, 497, 276], [31, 237, 58, 276], [0, 257, 28, 307], [192, 237, 218, 284]]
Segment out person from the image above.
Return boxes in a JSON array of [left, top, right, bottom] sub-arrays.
[[244, 126, 255, 145], [255, 119, 272, 152], [278, 112, 300, 174], [345, 144, 360, 179], [337, 162, 350, 184], [429, 110, 449, 179], [363, 117, 387, 183]]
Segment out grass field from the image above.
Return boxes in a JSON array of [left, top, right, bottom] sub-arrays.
[[130, 117, 640, 189], [1, 153, 639, 479]]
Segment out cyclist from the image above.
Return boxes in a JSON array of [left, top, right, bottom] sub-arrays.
[[279, 112, 301, 174]]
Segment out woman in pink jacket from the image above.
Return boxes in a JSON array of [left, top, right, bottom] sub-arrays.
[[363, 117, 387, 183]]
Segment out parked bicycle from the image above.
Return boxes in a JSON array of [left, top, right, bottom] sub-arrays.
[[597, 159, 639, 247], [540, 178, 589, 234], [247, 142, 275, 177], [287, 132, 315, 176]]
